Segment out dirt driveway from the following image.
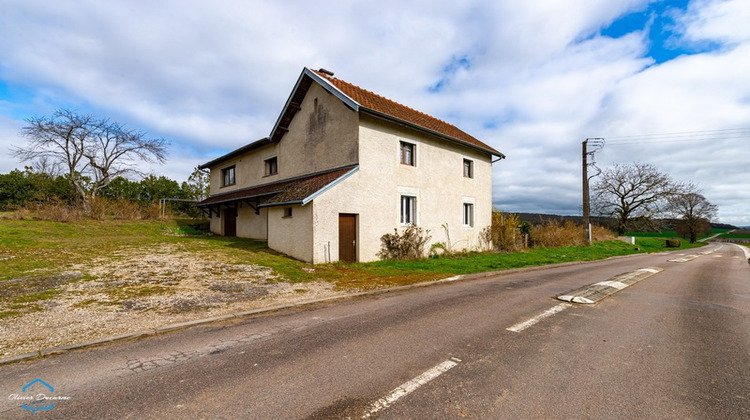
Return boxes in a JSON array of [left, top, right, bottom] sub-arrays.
[[0, 243, 342, 358]]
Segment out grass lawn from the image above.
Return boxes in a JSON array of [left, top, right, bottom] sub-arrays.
[[0, 218, 708, 300]]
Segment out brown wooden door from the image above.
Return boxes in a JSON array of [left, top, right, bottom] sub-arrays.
[[224, 207, 237, 237], [338, 214, 357, 263]]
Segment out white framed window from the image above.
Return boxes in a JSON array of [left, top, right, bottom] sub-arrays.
[[400, 195, 416, 225], [399, 141, 415, 166], [463, 203, 474, 227]]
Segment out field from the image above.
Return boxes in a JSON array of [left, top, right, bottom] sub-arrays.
[[718, 230, 750, 239], [0, 217, 708, 357], [625, 228, 730, 240], [0, 217, 708, 314]]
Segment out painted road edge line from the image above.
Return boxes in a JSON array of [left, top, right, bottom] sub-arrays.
[[362, 358, 461, 419], [506, 303, 572, 333]]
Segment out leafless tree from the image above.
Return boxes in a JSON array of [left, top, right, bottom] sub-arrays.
[[669, 191, 718, 243], [592, 162, 684, 235], [12, 109, 168, 211]]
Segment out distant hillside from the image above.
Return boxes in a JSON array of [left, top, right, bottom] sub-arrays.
[[512, 212, 738, 230]]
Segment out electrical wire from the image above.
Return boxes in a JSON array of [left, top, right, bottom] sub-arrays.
[[603, 128, 750, 145]]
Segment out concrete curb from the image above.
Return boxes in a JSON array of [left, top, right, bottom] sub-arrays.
[[0, 251, 664, 366]]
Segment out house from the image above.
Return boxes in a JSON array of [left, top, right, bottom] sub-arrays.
[[197, 67, 504, 263]]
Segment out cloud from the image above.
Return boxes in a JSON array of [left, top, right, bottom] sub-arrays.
[[0, 0, 748, 224]]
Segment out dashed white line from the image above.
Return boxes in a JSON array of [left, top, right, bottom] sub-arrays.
[[362, 358, 461, 418], [506, 303, 572, 333]]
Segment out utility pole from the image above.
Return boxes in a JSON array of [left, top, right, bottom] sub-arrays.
[[582, 138, 604, 245]]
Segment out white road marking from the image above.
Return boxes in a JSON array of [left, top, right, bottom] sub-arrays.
[[362, 358, 460, 418], [733, 244, 750, 259], [668, 255, 699, 263], [506, 303, 571, 333], [640, 268, 661, 274], [595, 280, 628, 290]]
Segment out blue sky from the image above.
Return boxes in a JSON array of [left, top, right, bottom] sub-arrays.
[[1, 0, 748, 224]]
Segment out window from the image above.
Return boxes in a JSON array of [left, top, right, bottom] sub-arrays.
[[222, 166, 235, 186], [400, 195, 416, 225], [265, 157, 278, 175], [463, 203, 474, 227], [400, 141, 415, 166], [463, 159, 474, 178], [283, 207, 293, 218]]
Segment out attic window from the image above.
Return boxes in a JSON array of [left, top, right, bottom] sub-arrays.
[[283, 207, 293, 218], [265, 157, 278, 176]]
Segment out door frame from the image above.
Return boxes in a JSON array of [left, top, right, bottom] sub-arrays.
[[223, 206, 237, 237], [338, 213, 358, 263]]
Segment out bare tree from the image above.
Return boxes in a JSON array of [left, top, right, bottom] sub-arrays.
[[592, 162, 683, 235], [669, 191, 718, 243], [13, 109, 168, 211]]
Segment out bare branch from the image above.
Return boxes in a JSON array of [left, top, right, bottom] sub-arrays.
[[12, 109, 170, 210]]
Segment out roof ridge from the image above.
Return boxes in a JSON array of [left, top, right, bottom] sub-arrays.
[[310, 68, 502, 157], [316, 71, 464, 132]]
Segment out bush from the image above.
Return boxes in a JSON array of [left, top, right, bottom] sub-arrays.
[[532, 220, 583, 247], [29, 199, 83, 222], [666, 239, 681, 248], [480, 211, 522, 252], [90, 197, 144, 220], [378, 225, 432, 260]]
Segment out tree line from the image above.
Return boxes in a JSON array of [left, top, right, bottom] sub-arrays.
[[592, 162, 718, 243], [0, 166, 209, 216], [2, 109, 209, 217]]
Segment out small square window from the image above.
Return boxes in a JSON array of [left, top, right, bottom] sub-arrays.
[[401, 195, 416, 225], [463, 203, 474, 227], [283, 207, 293, 218], [400, 142, 415, 166], [265, 157, 278, 175], [222, 166, 235, 186], [463, 159, 473, 178]]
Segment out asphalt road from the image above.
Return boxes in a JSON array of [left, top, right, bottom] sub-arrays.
[[1, 243, 748, 419]]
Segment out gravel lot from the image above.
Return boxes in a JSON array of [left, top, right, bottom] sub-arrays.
[[0, 243, 341, 358]]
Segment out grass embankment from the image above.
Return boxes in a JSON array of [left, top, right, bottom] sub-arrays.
[[1, 218, 706, 306], [718, 230, 750, 240]]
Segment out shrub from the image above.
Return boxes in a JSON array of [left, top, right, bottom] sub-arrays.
[[666, 239, 681, 248], [378, 225, 432, 260], [532, 220, 583, 247], [480, 211, 522, 252], [29, 199, 83, 222], [90, 197, 147, 220]]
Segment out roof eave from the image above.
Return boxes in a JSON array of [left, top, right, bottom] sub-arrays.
[[360, 108, 505, 159], [198, 137, 272, 169], [269, 68, 360, 143]]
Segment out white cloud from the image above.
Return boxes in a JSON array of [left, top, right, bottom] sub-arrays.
[[0, 0, 748, 224]]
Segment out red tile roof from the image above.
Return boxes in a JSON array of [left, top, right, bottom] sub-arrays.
[[311, 69, 503, 157], [197, 165, 357, 207]]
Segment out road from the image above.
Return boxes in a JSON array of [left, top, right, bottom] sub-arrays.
[[1, 243, 748, 419]]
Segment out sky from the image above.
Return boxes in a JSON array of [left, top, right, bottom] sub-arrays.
[[0, 0, 748, 225]]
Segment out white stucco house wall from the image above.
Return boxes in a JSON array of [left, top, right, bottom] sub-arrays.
[[197, 67, 505, 263]]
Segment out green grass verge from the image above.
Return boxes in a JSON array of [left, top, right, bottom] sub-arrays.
[[0, 219, 709, 301]]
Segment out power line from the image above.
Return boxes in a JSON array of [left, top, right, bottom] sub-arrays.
[[604, 128, 750, 145]]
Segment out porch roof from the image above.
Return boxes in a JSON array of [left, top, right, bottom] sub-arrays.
[[196, 164, 358, 208]]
